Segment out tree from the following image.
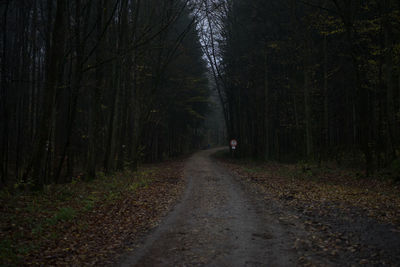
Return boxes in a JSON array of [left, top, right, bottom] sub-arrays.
[[1, 0, 210, 189], [198, 0, 400, 175]]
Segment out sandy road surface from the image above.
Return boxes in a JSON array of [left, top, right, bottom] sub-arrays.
[[119, 148, 300, 266]]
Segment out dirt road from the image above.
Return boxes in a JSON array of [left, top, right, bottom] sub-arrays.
[[119, 148, 301, 266]]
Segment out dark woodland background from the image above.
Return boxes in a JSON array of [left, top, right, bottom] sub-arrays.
[[1, 0, 400, 189]]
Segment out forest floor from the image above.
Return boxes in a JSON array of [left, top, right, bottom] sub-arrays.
[[2, 148, 400, 266], [119, 148, 400, 266], [216, 149, 400, 266], [0, 158, 186, 266]]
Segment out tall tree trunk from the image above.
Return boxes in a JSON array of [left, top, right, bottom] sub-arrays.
[[127, 0, 141, 171], [116, 0, 129, 171], [55, 0, 92, 183], [264, 45, 270, 161], [26, 0, 66, 189], [331, 0, 373, 176], [304, 62, 313, 158], [87, 0, 106, 179], [323, 34, 329, 154], [104, 0, 128, 173], [104, 62, 120, 174], [1, 1, 10, 184], [383, 1, 396, 160]]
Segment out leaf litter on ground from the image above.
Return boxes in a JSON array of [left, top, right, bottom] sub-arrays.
[[216, 153, 400, 266], [0, 158, 185, 266]]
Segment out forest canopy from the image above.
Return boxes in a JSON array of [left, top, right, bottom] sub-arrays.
[[0, 0, 210, 188], [1, 0, 400, 189], [198, 0, 400, 176]]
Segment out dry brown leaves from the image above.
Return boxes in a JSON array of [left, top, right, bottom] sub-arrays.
[[218, 158, 400, 266], [0, 159, 186, 266], [222, 160, 400, 227]]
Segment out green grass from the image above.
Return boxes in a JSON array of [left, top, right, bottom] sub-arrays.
[[0, 238, 39, 265], [129, 177, 151, 191], [82, 193, 100, 212], [45, 207, 76, 226], [0, 238, 17, 263], [31, 224, 43, 236], [55, 207, 76, 221], [0, 165, 163, 265]]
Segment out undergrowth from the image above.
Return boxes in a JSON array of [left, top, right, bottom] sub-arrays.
[[0, 167, 157, 265], [216, 150, 400, 226]]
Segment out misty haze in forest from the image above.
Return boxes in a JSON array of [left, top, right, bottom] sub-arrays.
[[1, 0, 400, 265]]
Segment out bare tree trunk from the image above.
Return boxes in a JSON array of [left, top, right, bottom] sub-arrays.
[[26, 0, 66, 189], [304, 61, 313, 158], [383, 1, 396, 160], [263, 45, 270, 161], [104, 61, 120, 173], [55, 0, 93, 183], [104, 0, 129, 173], [1, 1, 10, 185], [116, 0, 130, 171], [126, 0, 141, 171], [330, 0, 373, 175], [323, 34, 329, 154], [87, 0, 106, 179]]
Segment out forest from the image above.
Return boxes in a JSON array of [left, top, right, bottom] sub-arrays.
[[2, 0, 400, 188], [200, 0, 400, 177], [1, 0, 212, 189], [1, 0, 400, 265]]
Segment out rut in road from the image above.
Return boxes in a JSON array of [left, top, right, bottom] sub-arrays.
[[120, 148, 299, 266]]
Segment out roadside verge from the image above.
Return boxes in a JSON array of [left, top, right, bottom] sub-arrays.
[[0, 159, 186, 266]]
